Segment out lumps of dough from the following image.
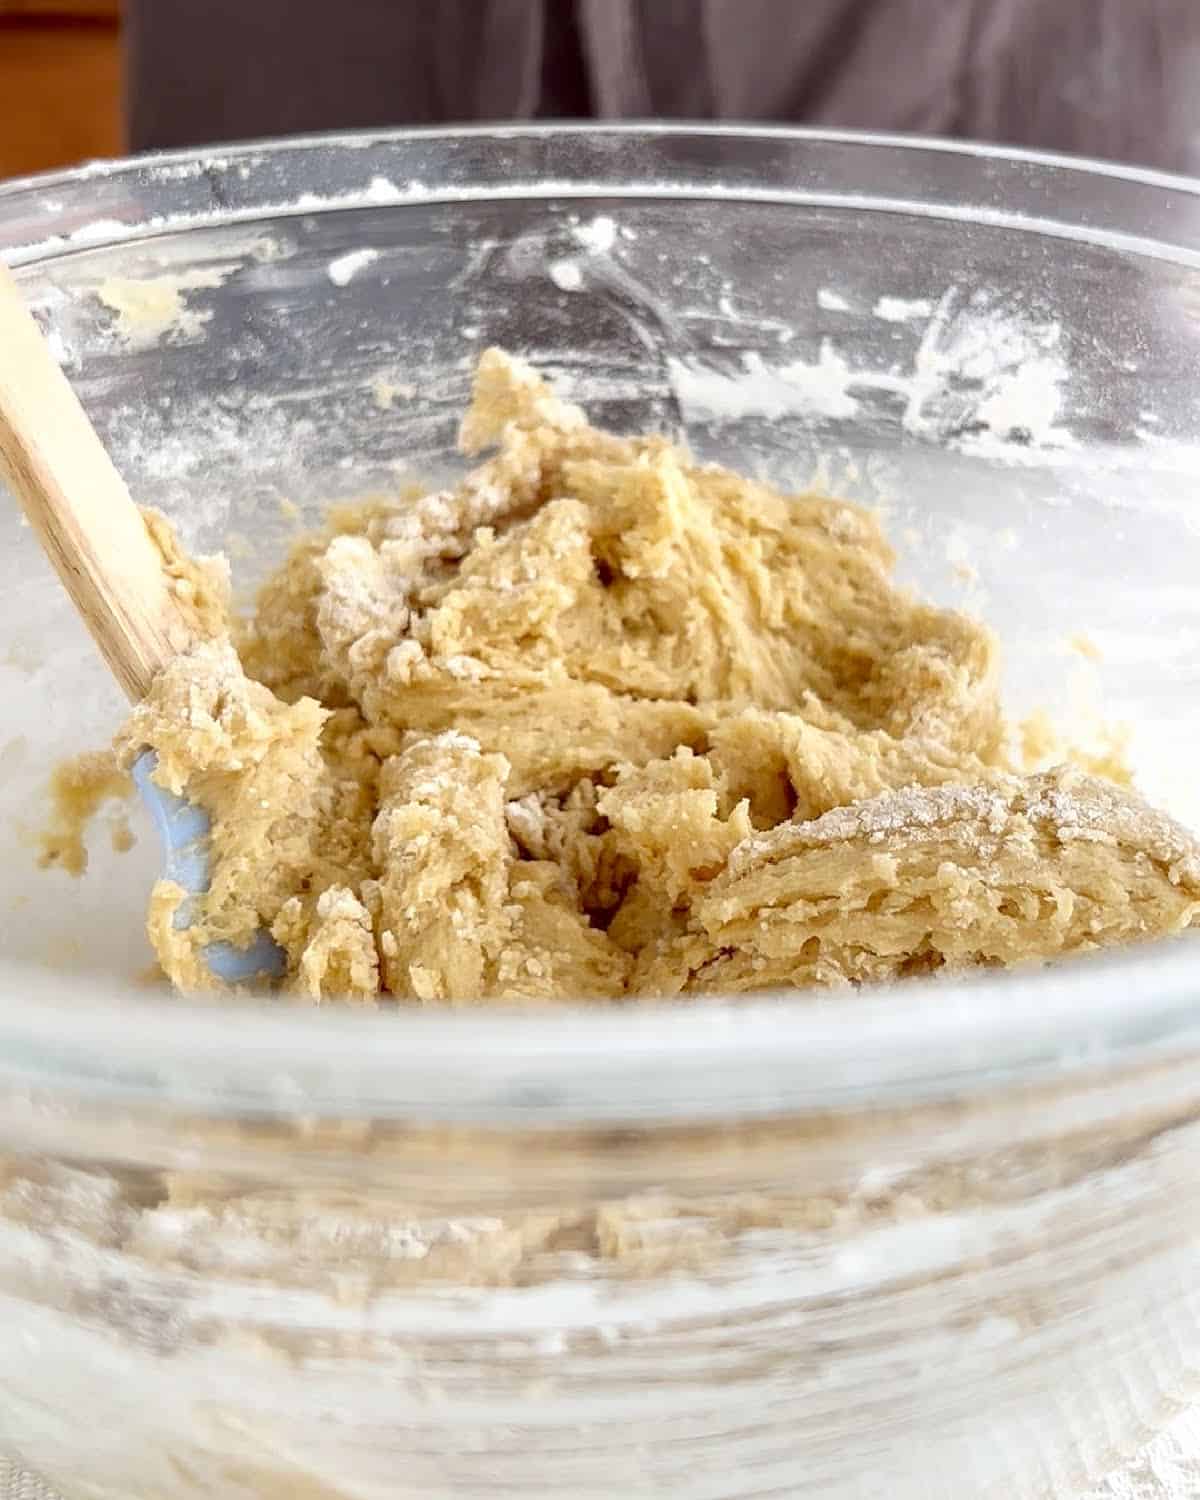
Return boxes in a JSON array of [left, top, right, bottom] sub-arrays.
[[636, 768, 1200, 996], [116, 639, 374, 992], [109, 347, 1200, 1002], [369, 731, 630, 1002]]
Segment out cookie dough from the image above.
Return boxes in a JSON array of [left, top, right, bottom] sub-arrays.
[[112, 349, 1200, 1001]]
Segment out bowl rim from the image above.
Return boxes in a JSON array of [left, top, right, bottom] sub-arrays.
[[0, 942, 1199, 1125], [5, 119, 1200, 199], [2, 123, 1199, 1126], [5, 121, 1200, 270]]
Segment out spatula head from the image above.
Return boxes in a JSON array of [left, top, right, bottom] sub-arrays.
[[132, 751, 286, 986]]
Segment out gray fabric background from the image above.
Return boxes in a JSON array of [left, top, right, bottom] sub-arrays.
[[126, 0, 1200, 174]]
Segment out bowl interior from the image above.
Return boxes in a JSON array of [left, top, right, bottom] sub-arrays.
[[2, 128, 1199, 1012]]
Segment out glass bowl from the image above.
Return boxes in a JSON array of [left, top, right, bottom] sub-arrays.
[[2, 126, 1200, 1500]]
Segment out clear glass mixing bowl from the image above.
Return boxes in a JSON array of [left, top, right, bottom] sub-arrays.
[[2, 126, 1200, 1500]]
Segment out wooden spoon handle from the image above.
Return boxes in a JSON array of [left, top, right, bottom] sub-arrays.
[[0, 262, 196, 702]]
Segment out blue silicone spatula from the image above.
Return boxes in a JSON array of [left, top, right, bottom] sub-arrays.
[[0, 262, 284, 984]]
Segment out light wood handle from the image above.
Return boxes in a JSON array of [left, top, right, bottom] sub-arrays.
[[0, 263, 197, 702]]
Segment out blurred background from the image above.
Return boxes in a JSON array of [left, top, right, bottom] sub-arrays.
[[1, 0, 120, 178], [2, 0, 1199, 181]]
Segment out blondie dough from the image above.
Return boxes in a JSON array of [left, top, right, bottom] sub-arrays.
[[112, 350, 1200, 1001]]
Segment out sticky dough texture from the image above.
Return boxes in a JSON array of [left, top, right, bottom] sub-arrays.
[[116, 349, 1200, 1001]]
